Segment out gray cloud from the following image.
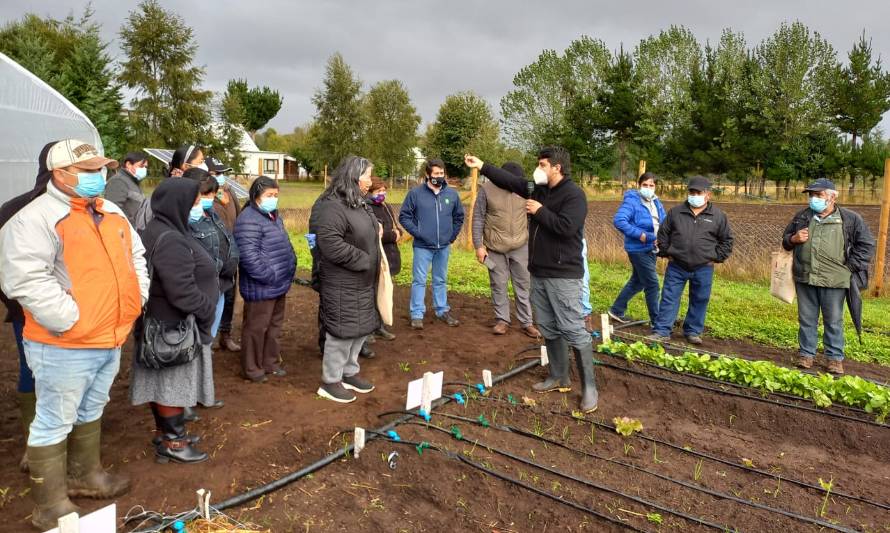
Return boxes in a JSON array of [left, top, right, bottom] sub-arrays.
[[4, 0, 890, 133]]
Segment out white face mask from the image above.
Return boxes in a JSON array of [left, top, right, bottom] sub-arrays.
[[533, 167, 548, 186]]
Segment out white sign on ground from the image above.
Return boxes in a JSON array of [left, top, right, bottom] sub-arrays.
[[405, 371, 443, 411], [600, 313, 611, 343], [482, 369, 493, 388], [541, 345, 549, 366], [42, 504, 115, 533], [354, 427, 366, 458]]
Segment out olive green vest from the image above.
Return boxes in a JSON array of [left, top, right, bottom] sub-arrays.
[[481, 181, 528, 253], [797, 211, 850, 289]]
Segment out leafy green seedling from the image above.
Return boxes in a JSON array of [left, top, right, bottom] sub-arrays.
[[398, 361, 411, 373], [693, 459, 703, 481], [818, 477, 834, 517], [613, 417, 643, 437]]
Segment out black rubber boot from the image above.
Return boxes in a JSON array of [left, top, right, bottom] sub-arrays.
[[155, 412, 208, 464], [27, 440, 81, 531], [359, 342, 376, 359], [150, 404, 199, 446], [532, 337, 572, 393], [573, 343, 599, 413]]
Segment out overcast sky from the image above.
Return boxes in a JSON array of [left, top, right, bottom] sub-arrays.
[[4, 0, 890, 134]]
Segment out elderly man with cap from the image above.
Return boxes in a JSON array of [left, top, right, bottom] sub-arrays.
[[205, 157, 243, 352], [648, 176, 733, 345], [0, 139, 149, 530], [782, 178, 875, 374]]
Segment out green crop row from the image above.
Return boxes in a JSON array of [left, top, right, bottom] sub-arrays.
[[599, 340, 890, 422]]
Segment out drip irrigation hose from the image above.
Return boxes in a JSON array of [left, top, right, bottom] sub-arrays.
[[399, 421, 730, 531], [363, 433, 648, 533], [595, 357, 890, 429], [599, 348, 880, 419], [472, 394, 890, 513], [420, 411, 861, 532], [610, 330, 890, 388], [126, 352, 543, 532]]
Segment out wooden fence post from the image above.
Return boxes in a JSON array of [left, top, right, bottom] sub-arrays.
[[465, 167, 479, 250], [872, 158, 890, 296], [638, 160, 647, 178]]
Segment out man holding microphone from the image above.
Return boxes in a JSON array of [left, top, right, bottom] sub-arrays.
[[465, 148, 597, 413]]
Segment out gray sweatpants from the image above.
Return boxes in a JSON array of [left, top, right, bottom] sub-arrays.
[[322, 333, 366, 384], [530, 276, 591, 349], [487, 244, 533, 326]]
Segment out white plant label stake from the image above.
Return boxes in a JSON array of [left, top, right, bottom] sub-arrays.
[[406, 371, 443, 410], [540, 345, 549, 366], [354, 427, 366, 458], [600, 313, 611, 343], [482, 369, 493, 389]]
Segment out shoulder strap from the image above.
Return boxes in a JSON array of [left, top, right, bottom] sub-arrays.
[[146, 230, 175, 282]]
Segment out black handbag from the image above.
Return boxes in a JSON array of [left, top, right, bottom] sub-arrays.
[[139, 231, 202, 369]]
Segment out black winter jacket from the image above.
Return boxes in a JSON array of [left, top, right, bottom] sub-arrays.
[[142, 179, 218, 344], [309, 195, 381, 339], [781, 205, 876, 283], [481, 163, 587, 278], [656, 202, 734, 271], [189, 210, 240, 294], [369, 200, 401, 276]]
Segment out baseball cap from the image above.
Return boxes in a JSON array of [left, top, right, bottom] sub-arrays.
[[687, 176, 711, 192], [802, 178, 836, 193], [46, 139, 118, 171], [206, 157, 232, 173]]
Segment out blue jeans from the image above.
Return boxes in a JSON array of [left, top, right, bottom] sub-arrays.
[[410, 246, 451, 319], [14, 317, 35, 393], [210, 293, 225, 338], [580, 239, 592, 316], [651, 262, 714, 337], [611, 251, 660, 322], [24, 340, 120, 446], [795, 282, 846, 361]]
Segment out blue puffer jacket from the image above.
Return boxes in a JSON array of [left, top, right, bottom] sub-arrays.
[[613, 189, 666, 253], [234, 205, 296, 301], [399, 182, 465, 250]]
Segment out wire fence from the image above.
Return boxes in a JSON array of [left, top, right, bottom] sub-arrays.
[[280, 200, 889, 292]]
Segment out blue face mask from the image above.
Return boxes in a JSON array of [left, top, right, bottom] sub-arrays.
[[639, 187, 655, 200], [809, 196, 828, 213], [66, 170, 106, 198], [215, 174, 226, 186], [259, 197, 278, 213], [687, 194, 706, 208], [200, 198, 214, 211], [188, 204, 204, 223], [134, 167, 148, 180]]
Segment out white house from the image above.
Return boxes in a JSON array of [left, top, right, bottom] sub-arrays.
[[235, 127, 302, 180]]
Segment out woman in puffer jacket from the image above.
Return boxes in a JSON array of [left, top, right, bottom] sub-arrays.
[[309, 156, 381, 404], [234, 176, 296, 383]]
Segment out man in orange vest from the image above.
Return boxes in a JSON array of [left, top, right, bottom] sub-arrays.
[[0, 139, 149, 530]]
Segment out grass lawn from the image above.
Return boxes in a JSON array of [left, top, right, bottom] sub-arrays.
[[291, 236, 890, 366]]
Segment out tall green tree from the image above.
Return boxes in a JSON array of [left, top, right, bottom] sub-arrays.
[[118, 0, 212, 149], [598, 46, 643, 185], [311, 52, 364, 168], [423, 91, 502, 178], [362, 80, 421, 186], [0, 10, 128, 157], [225, 79, 283, 137]]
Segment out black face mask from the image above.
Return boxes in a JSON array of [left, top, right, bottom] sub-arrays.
[[427, 176, 445, 187]]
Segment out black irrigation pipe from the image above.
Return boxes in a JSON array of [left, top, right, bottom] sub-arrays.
[[594, 357, 890, 430], [126, 351, 543, 532], [611, 329, 890, 388], [398, 421, 731, 532], [599, 348, 882, 420], [363, 433, 648, 533], [419, 411, 861, 532], [470, 395, 890, 513]]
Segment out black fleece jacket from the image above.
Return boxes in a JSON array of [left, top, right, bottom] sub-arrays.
[[481, 163, 587, 279], [656, 201, 734, 270]]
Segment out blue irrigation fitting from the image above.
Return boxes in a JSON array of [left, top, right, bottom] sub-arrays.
[[173, 521, 185, 531], [453, 393, 465, 405], [592, 330, 602, 339], [418, 409, 431, 422], [475, 383, 486, 394], [386, 430, 401, 442]]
